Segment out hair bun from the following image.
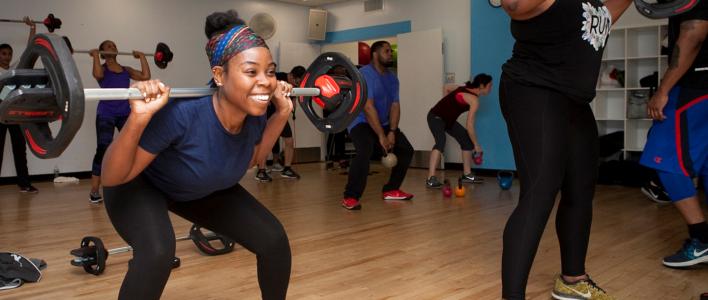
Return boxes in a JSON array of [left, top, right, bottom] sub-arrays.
[[205, 10, 246, 39]]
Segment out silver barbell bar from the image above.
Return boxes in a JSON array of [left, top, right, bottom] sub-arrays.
[[83, 87, 321, 101], [74, 49, 156, 57]]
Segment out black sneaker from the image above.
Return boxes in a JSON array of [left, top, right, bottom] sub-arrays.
[[281, 167, 300, 179], [641, 181, 671, 204], [255, 169, 272, 182], [426, 176, 443, 189], [460, 173, 484, 184], [19, 185, 38, 193], [89, 191, 103, 204]]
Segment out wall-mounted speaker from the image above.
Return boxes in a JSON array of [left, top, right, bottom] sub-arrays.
[[307, 9, 327, 41]]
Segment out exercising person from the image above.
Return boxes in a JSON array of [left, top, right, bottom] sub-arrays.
[[498, 0, 634, 299], [88, 39, 150, 203], [425, 74, 492, 188], [255, 65, 305, 181], [0, 16, 39, 193], [640, 0, 707, 268], [340, 40, 414, 210], [101, 10, 292, 300]]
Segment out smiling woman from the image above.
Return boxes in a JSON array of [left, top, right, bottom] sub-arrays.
[[96, 9, 294, 300]]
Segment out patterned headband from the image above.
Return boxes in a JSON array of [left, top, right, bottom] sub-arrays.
[[205, 25, 268, 68]]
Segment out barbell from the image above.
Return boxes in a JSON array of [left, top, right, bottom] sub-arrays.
[[0, 13, 62, 32], [634, 0, 701, 19], [61, 36, 175, 69], [70, 224, 234, 275], [0, 33, 366, 159]]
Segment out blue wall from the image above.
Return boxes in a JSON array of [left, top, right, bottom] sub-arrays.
[[323, 21, 412, 44], [471, 1, 516, 171]]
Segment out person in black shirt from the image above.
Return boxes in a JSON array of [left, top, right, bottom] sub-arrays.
[[640, 1, 708, 269], [498, 1, 634, 299], [0, 17, 39, 194], [255, 66, 305, 181]]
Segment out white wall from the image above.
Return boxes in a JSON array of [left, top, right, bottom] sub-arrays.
[[278, 41, 321, 149], [0, 0, 313, 177], [323, 0, 470, 92]]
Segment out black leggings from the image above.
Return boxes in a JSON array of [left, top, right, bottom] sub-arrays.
[[427, 111, 474, 152], [344, 123, 414, 199], [499, 75, 598, 299], [92, 115, 128, 176], [104, 176, 291, 300], [0, 124, 31, 188]]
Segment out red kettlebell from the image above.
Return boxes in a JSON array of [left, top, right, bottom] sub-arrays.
[[473, 151, 483, 165], [442, 179, 452, 198], [455, 178, 466, 197]]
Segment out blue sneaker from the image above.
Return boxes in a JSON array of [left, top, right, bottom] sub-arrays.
[[662, 238, 708, 268]]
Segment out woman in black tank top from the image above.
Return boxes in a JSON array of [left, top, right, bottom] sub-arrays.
[[498, 1, 634, 299], [425, 74, 492, 188]]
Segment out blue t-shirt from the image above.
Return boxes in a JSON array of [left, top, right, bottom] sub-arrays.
[[139, 96, 266, 201], [348, 64, 399, 131]]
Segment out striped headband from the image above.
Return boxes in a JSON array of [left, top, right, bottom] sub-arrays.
[[205, 25, 268, 68]]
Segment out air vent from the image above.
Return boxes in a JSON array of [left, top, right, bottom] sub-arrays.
[[364, 0, 383, 12]]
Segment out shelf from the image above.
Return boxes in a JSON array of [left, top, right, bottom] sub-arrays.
[[627, 56, 661, 60], [594, 24, 665, 153]]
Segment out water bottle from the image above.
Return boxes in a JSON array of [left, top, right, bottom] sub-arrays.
[[53, 165, 60, 178]]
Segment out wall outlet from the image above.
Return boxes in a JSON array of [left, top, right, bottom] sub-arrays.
[[445, 73, 455, 83]]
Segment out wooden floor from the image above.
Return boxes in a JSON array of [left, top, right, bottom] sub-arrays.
[[0, 163, 706, 299]]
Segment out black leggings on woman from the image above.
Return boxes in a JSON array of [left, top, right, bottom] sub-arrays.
[[104, 175, 291, 300], [499, 75, 598, 299], [426, 111, 474, 152]]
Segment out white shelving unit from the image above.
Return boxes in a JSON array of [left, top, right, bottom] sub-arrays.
[[593, 24, 668, 157]]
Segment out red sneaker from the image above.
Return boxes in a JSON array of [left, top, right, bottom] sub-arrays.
[[382, 190, 414, 200], [341, 197, 361, 210]]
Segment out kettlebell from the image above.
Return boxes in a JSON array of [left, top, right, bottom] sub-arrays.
[[442, 179, 452, 198], [497, 171, 514, 190], [473, 151, 483, 165], [455, 178, 466, 197], [382, 152, 398, 168]]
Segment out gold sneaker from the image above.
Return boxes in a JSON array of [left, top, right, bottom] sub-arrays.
[[551, 274, 615, 300]]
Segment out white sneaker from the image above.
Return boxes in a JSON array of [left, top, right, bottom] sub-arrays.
[[272, 163, 285, 172]]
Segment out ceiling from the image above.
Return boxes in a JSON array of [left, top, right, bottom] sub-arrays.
[[271, 0, 353, 7]]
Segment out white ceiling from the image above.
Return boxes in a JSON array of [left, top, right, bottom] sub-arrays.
[[271, 0, 353, 7]]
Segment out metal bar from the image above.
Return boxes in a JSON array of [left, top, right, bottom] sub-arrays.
[[0, 19, 43, 24], [83, 87, 320, 101], [107, 246, 132, 255], [104, 231, 215, 255], [73, 49, 155, 57]]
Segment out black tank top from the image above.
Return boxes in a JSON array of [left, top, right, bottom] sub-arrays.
[[430, 87, 474, 128], [668, 0, 707, 88], [502, 0, 612, 103]]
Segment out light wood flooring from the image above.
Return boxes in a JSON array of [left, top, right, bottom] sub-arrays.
[[0, 163, 706, 299]]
